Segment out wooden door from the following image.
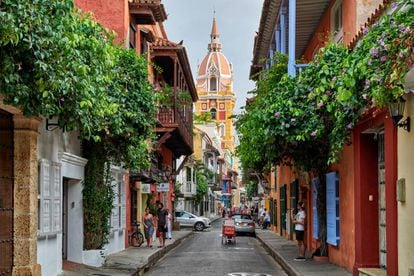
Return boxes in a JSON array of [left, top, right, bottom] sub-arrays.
[[0, 110, 14, 275]]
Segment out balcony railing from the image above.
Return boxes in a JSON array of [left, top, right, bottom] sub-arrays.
[[295, 63, 309, 74], [157, 104, 193, 153]]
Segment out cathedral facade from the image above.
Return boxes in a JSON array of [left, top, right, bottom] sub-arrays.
[[195, 17, 236, 152]]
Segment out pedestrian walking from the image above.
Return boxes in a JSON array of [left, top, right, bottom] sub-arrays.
[[262, 208, 270, 229], [156, 202, 168, 248], [291, 202, 306, 261], [142, 207, 155, 248]]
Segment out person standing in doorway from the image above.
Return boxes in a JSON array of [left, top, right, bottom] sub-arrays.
[[291, 202, 306, 261], [156, 202, 168, 248]]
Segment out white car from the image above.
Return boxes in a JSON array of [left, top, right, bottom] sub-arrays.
[[175, 210, 211, 231]]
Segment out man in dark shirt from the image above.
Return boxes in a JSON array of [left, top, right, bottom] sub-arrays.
[[156, 202, 168, 247]]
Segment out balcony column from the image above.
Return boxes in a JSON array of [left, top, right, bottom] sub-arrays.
[[275, 24, 281, 53], [288, 0, 296, 77], [173, 58, 178, 108], [280, 8, 287, 55]]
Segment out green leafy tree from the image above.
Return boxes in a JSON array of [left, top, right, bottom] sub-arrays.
[[0, 0, 158, 249], [246, 180, 258, 201]]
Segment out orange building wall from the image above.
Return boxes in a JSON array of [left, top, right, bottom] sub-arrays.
[[277, 165, 297, 239], [75, 0, 129, 45], [303, 0, 357, 62], [329, 144, 355, 271]]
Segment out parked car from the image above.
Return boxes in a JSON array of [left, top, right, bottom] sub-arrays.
[[232, 214, 256, 237], [175, 210, 211, 231]]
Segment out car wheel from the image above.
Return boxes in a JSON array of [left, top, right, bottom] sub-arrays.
[[251, 232, 256, 238], [194, 222, 204, 231]]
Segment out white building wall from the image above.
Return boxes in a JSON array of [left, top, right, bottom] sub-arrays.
[[105, 167, 127, 255], [398, 92, 414, 276], [37, 119, 86, 276]]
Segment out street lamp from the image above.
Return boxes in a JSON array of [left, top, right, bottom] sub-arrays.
[[388, 98, 410, 132]]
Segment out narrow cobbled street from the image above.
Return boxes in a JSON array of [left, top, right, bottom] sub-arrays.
[[146, 219, 287, 276]]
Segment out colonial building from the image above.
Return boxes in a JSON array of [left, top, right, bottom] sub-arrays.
[[250, 0, 403, 275]]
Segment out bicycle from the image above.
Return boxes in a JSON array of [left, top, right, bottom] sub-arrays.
[[128, 220, 144, 247]]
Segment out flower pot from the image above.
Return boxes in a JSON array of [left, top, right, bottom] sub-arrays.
[[313, 255, 329, 262]]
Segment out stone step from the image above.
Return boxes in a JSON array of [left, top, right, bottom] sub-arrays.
[[358, 268, 387, 276]]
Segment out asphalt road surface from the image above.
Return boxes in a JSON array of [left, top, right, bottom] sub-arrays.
[[146, 219, 287, 276]]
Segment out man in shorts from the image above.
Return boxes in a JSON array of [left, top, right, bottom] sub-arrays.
[[291, 202, 306, 261], [156, 202, 168, 248]]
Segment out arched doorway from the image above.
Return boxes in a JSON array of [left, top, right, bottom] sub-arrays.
[[0, 109, 14, 275]]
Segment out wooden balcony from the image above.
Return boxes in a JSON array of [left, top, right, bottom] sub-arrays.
[[151, 38, 198, 158], [129, 0, 167, 24], [157, 105, 193, 157]]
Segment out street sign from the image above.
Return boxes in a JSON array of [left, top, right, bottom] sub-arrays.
[[141, 184, 151, 194], [157, 183, 169, 192]]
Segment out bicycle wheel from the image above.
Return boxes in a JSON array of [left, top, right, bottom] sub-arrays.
[[131, 231, 144, 247]]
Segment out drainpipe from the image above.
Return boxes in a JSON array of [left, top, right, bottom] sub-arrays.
[[288, 0, 296, 77]]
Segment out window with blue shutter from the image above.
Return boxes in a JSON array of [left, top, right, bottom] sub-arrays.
[[326, 172, 340, 246], [312, 178, 319, 239]]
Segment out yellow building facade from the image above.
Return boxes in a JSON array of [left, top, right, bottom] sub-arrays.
[[195, 17, 236, 152]]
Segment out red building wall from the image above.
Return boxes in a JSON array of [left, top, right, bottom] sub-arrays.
[[159, 144, 174, 213], [75, 0, 129, 45], [329, 145, 355, 271], [353, 109, 398, 276]]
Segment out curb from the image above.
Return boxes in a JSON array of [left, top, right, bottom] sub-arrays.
[[256, 234, 303, 276], [135, 231, 194, 275], [210, 216, 222, 223]]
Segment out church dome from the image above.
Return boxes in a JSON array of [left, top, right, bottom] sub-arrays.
[[197, 17, 233, 91]]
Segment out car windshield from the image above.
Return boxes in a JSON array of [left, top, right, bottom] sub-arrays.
[[233, 214, 252, 220]]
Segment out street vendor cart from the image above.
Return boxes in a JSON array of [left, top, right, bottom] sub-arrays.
[[222, 218, 236, 245]]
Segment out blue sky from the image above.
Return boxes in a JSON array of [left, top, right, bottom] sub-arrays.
[[162, 0, 264, 113]]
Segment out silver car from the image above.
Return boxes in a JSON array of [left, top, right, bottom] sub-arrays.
[[175, 211, 211, 231], [233, 214, 256, 237]]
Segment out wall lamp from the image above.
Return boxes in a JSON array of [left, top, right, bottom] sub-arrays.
[[388, 98, 410, 132]]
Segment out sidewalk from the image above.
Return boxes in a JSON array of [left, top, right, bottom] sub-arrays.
[[62, 230, 193, 276], [62, 216, 221, 276], [256, 229, 352, 276]]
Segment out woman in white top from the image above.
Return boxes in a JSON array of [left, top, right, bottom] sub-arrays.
[[166, 210, 172, 239], [291, 202, 306, 261]]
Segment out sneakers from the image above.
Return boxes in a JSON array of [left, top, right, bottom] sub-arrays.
[[294, 256, 306, 261]]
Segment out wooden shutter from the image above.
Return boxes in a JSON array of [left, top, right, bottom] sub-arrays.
[[51, 162, 62, 233], [280, 185, 286, 231], [39, 159, 51, 233], [290, 180, 298, 239], [112, 175, 119, 230], [326, 172, 340, 246], [312, 177, 319, 239], [120, 175, 126, 229]]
